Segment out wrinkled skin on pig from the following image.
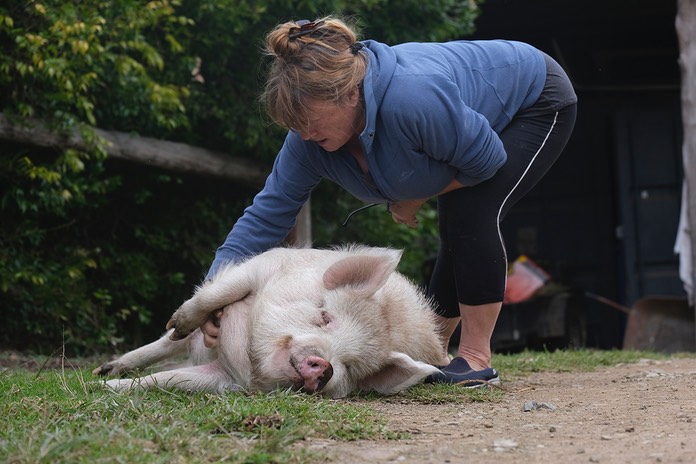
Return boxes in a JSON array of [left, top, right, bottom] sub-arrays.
[[94, 245, 444, 398]]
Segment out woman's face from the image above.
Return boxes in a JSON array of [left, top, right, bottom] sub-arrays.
[[296, 87, 363, 152]]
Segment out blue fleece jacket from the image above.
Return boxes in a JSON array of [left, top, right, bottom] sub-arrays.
[[207, 39, 546, 278]]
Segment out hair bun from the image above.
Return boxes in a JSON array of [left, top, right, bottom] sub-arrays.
[[265, 23, 304, 59], [264, 17, 358, 59]]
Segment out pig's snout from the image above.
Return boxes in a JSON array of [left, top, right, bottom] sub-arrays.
[[298, 356, 333, 393]]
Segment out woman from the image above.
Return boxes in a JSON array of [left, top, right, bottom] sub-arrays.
[[200, 16, 577, 385]]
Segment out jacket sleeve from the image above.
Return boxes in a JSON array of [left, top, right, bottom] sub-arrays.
[[206, 133, 322, 279]]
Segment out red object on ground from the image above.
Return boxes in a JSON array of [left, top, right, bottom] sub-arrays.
[[504, 255, 551, 304]]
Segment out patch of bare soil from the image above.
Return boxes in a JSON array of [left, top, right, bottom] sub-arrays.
[[0, 350, 100, 371], [306, 357, 696, 464]]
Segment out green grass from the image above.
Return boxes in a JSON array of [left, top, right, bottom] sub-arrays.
[[0, 349, 685, 463], [0, 367, 387, 463], [492, 348, 675, 378]]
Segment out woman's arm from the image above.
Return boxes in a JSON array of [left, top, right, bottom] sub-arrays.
[[389, 178, 465, 228]]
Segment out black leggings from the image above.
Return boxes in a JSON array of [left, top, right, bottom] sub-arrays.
[[429, 55, 577, 317]]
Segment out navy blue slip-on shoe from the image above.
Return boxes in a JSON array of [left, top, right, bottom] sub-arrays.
[[424, 357, 500, 388]]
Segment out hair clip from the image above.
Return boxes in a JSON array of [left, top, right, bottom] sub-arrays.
[[349, 42, 364, 54], [289, 19, 325, 40]]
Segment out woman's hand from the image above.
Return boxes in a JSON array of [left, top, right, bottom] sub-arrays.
[[389, 199, 426, 228], [201, 309, 223, 348], [388, 179, 465, 228]]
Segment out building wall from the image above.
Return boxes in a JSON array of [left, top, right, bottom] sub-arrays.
[[470, 0, 685, 349]]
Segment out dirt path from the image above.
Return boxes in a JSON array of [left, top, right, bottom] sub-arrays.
[[306, 357, 696, 463]]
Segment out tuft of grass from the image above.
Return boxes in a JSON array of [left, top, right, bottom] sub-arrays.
[[0, 349, 687, 463]]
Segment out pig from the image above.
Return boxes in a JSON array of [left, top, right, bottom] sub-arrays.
[[93, 245, 445, 398]]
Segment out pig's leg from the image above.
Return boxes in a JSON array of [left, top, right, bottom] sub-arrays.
[[103, 361, 243, 394], [166, 262, 264, 340], [216, 300, 254, 385], [93, 329, 200, 377]]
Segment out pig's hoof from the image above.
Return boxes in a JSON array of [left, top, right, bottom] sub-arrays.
[[165, 317, 184, 339], [168, 328, 189, 341], [166, 316, 193, 340], [93, 363, 115, 376], [93, 362, 131, 377]]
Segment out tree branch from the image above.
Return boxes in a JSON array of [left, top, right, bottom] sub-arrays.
[[0, 113, 268, 186]]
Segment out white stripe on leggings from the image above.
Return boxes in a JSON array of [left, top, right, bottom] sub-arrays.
[[497, 111, 560, 292]]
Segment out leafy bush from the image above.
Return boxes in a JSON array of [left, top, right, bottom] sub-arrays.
[[0, 150, 249, 353]]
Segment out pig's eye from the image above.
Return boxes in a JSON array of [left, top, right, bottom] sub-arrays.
[[313, 309, 335, 328], [320, 310, 332, 325]]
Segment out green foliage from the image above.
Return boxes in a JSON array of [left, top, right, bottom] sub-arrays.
[[0, 1, 190, 130], [0, 1, 213, 353], [346, 0, 481, 44], [0, 0, 481, 353], [312, 182, 440, 284], [0, 152, 248, 353]]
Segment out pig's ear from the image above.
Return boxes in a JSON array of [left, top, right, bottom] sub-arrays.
[[322, 249, 402, 297], [357, 352, 440, 394]]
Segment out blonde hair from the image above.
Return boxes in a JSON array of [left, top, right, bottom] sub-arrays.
[[261, 16, 368, 132]]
